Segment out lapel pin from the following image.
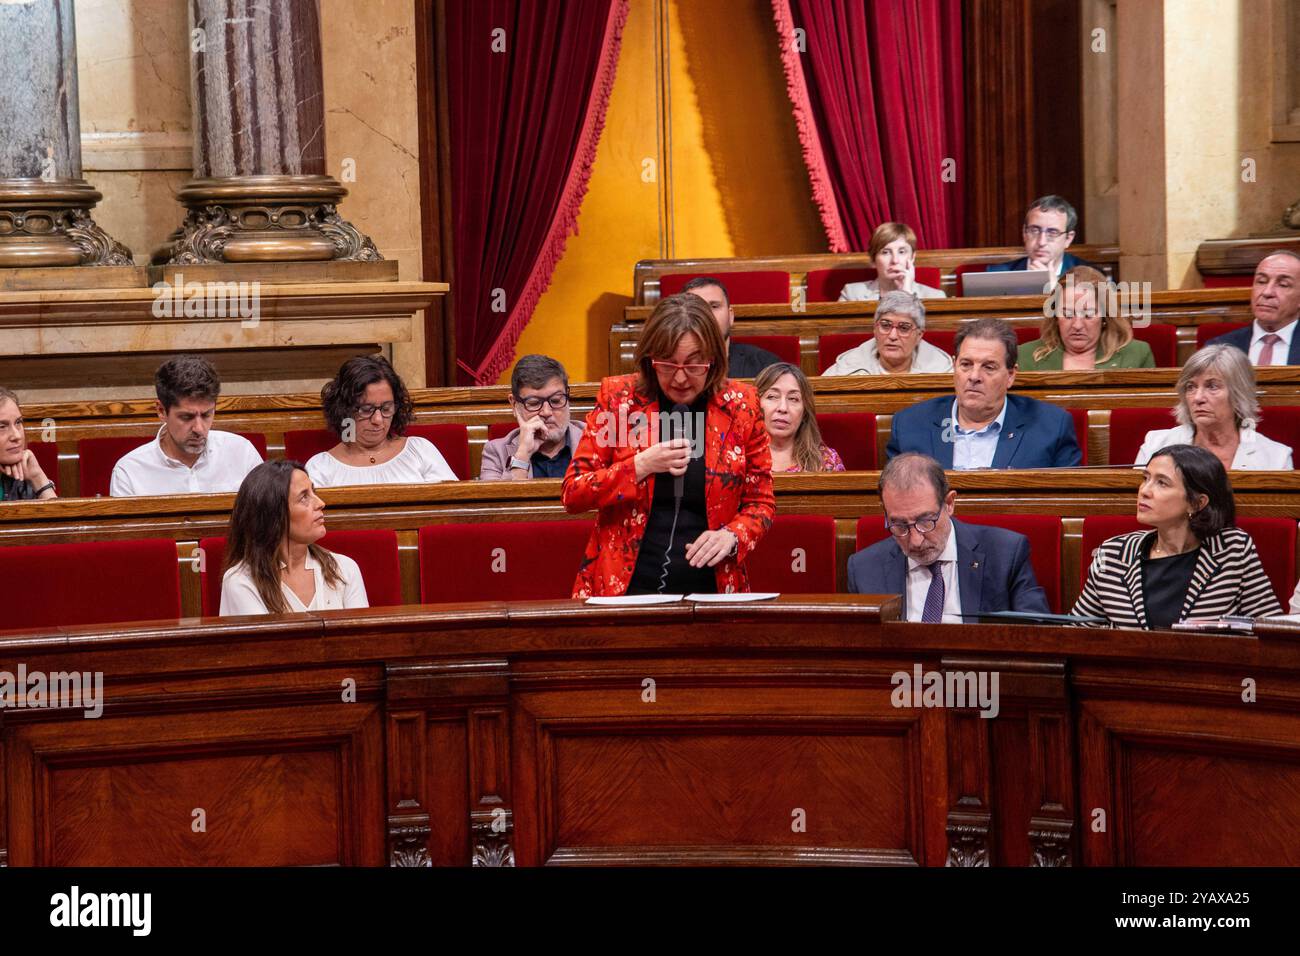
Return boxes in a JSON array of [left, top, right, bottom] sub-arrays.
[[971, 561, 979, 569]]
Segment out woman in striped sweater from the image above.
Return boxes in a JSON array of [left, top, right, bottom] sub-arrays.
[[1072, 444, 1280, 628]]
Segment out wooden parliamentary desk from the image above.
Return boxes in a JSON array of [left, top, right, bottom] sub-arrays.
[[3, 596, 1300, 867]]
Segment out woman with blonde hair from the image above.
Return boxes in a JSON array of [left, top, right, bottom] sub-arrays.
[[1135, 343, 1293, 470], [838, 222, 947, 301], [1018, 265, 1156, 370], [755, 363, 845, 472], [562, 293, 775, 597]]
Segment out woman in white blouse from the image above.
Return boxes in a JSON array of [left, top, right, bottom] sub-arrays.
[[838, 222, 947, 301], [1134, 344, 1293, 471], [220, 460, 369, 615], [306, 355, 457, 487]]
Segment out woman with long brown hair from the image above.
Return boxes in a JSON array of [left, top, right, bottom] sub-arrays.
[[754, 363, 845, 472], [561, 293, 775, 597], [219, 460, 368, 615]]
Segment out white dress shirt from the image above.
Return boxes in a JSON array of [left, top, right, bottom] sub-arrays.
[[905, 529, 962, 623], [219, 550, 369, 615], [822, 338, 954, 375], [838, 279, 947, 301], [109, 427, 264, 497], [950, 398, 1009, 470], [306, 436, 457, 487], [1134, 423, 1294, 469], [1249, 319, 1297, 366]]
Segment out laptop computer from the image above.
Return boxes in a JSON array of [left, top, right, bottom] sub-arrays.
[[961, 269, 1054, 297]]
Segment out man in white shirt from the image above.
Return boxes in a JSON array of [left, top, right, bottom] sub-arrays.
[[1208, 250, 1300, 366], [110, 355, 263, 496], [845, 453, 1050, 621]]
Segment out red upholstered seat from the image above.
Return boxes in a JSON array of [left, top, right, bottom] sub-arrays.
[[1069, 408, 1089, 466], [28, 441, 58, 484], [746, 515, 837, 593], [1202, 275, 1254, 288], [79, 431, 267, 498], [954, 263, 985, 296], [1196, 321, 1249, 349], [1080, 515, 1294, 608], [0, 538, 180, 628], [418, 520, 591, 602], [818, 333, 872, 374], [487, 422, 516, 441], [1131, 324, 1177, 367], [1257, 406, 1300, 452], [815, 412, 875, 470], [732, 335, 801, 367], [1109, 407, 1179, 466], [659, 270, 791, 304], [78, 435, 152, 497], [855, 514, 1063, 612], [804, 266, 943, 302], [405, 424, 470, 479], [284, 426, 468, 479], [198, 529, 403, 615]]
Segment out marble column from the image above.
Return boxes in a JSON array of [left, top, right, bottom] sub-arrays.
[[0, 0, 131, 268], [156, 0, 380, 264]]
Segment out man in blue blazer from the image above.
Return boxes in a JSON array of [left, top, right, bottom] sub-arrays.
[[1207, 250, 1300, 365], [986, 195, 1093, 280], [886, 317, 1082, 469], [848, 453, 1050, 620]]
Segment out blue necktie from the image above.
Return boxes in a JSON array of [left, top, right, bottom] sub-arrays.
[[921, 562, 945, 623]]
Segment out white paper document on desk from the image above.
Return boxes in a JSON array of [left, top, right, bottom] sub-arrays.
[[684, 592, 780, 602], [585, 594, 684, 606]]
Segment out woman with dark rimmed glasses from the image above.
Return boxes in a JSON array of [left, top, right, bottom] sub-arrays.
[[562, 293, 775, 597]]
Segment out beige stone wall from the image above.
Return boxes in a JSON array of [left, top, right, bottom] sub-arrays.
[[1099, 0, 1300, 288], [72, 0, 427, 394]]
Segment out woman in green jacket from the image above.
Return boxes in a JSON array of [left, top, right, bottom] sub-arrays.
[[1018, 266, 1157, 370]]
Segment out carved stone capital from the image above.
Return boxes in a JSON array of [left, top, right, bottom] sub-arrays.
[[1029, 818, 1074, 867], [471, 808, 516, 867], [155, 175, 382, 265], [388, 820, 433, 868], [0, 178, 132, 268], [945, 813, 991, 867]]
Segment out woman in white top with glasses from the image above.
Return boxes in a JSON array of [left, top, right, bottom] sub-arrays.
[[305, 355, 457, 487], [220, 460, 369, 615]]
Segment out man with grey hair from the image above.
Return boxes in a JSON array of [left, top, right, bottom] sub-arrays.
[[1208, 250, 1300, 365], [822, 291, 954, 375], [847, 452, 1050, 621], [886, 317, 1082, 468], [480, 354, 585, 480]]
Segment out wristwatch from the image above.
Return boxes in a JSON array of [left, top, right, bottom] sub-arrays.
[[508, 455, 530, 472]]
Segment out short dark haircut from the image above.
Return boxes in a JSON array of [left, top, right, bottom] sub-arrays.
[[1147, 444, 1234, 539], [320, 354, 413, 439], [879, 452, 949, 504], [954, 317, 1019, 369], [510, 354, 568, 397], [155, 355, 221, 411], [680, 275, 731, 307], [1026, 195, 1078, 234]]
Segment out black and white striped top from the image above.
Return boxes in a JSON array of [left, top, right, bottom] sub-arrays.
[[1071, 527, 1282, 628]]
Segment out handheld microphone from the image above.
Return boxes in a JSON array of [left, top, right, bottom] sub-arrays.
[[670, 403, 688, 502]]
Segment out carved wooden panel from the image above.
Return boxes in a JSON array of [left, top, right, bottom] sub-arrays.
[[4, 704, 383, 867]]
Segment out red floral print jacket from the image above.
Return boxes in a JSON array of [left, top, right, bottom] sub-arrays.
[[561, 375, 776, 598]]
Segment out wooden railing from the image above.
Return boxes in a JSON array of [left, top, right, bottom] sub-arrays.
[[4, 597, 1300, 866]]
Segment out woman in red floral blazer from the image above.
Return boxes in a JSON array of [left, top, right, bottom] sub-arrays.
[[561, 294, 775, 598]]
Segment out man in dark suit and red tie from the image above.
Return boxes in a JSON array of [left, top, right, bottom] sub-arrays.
[[847, 453, 1049, 622], [1208, 250, 1300, 366]]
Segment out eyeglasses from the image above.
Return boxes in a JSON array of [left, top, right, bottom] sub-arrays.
[[886, 514, 940, 537], [515, 391, 570, 413], [356, 401, 397, 419], [875, 318, 917, 336], [1023, 225, 1069, 241], [652, 359, 712, 378]]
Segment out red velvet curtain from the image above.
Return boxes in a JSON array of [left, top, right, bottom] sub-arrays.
[[445, 0, 629, 385], [772, 0, 964, 252]]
